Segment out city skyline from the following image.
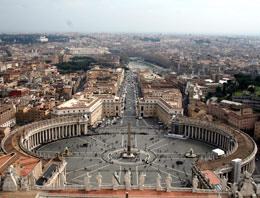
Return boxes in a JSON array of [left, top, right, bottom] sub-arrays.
[[1, 0, 260, 35]]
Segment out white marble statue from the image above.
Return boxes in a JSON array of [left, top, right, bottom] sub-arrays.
[[156, 173, 162, 191], [85, 172, 92, 191], [2, 166, 18, 191], [96, 172, 103, 190], [112, 171, 120, 190], [239, 171, 256, 197], [29, 170, 36, 186], [125, 170, 131, 190], [60, 172, 66, 187], [139, 172, 146, 190], [165, 174, 172, 192], [9, 165, 18, 182], [221, 176, 228, 191], [192, 175, 199, 191]]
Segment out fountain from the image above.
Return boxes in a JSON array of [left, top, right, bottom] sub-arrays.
[[185, 148, 197, 158], [62, 147, 72, 157]]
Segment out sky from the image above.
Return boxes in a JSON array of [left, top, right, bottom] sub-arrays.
[[1, 0, 260, 35]]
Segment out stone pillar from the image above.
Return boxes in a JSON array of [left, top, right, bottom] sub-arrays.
[[31, 135, 33, 148], [214, 132, 217, 144], [28, 138, 31, 150], [34, 133, 38, 146], [67, 126, 70, 137], [217, 133, 220, 147], [72, 125, 74, 136], [63, 126, 65, 138], [34, 135, 36, 147], [84, 124, 88, 135], [221, 135, 224, 149], [33, 135, 35, 148], [60, 126, 63, 138], [52, 128, 55, 140], [37, 133, 39, 145], [39, 132, 41, 144], [203, 130, 205, 141], [77, 124, 80, 136], [46, 129, 49, 141], [58, 127, 60, 138], [64, 126, 67, 137], [45, 130, 47, 142], [26, 140, 28, 150], [30, 136, 32, 150]]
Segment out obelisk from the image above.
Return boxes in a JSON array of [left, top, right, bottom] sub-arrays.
[[127, 122, 131, 155]]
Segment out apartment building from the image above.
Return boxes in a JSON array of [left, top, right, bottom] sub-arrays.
[[0, 104, 16, 128]]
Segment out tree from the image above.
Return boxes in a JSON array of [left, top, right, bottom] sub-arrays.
[[255, 76, 260, 83], [248, 86, 255, 94], [215, 86, 222, 97]]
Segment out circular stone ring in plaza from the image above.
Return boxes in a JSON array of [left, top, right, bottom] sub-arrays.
[[101, 148, 157, 166]]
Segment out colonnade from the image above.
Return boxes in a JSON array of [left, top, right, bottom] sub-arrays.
[[182, 125, 235, 154], [20, 116, 88, 153], [170, 117, 257, 178]]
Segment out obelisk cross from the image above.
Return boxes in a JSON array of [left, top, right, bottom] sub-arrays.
[[127, 122, 131, 155]]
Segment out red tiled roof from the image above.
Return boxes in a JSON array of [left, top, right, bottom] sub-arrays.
[[19, 156, 40, 177], [0, 155, 12, 166], [202, 170, 221, 185]]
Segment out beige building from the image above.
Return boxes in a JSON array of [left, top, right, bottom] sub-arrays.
[[0, 104, 16, 128], [138, 97, 183, 126], [137, 70, 183, 126], [208, 100, 259, 131], [85, 67, 124, 96], [97, 94, 124, 117], [52, 93, 124, 126], [254, 121, 260, 141]]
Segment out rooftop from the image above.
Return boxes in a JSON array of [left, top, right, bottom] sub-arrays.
[[56, 95, 99, 109]]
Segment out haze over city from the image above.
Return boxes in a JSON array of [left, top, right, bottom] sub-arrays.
[[1, 0, 260, 35]]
